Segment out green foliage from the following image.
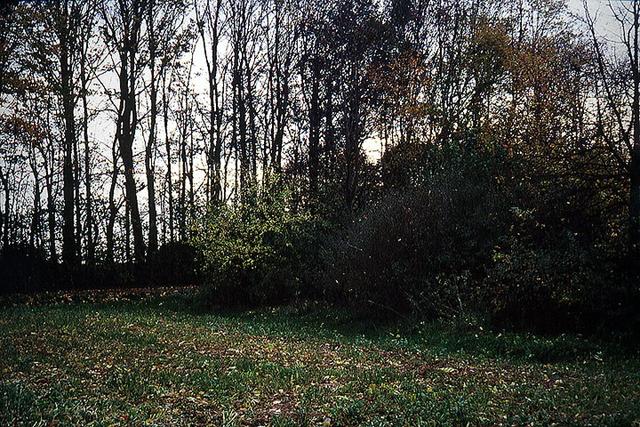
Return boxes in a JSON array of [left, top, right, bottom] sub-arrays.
[[0, 382, 38, 425], [482, 206, 638, 333], [192, 180, 325, 307], [471, 146, 640, 332]]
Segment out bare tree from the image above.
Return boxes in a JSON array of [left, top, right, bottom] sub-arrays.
[[101, 0, 149, 263], [195, 0, 225, 204], [585, 0, 640, 258]]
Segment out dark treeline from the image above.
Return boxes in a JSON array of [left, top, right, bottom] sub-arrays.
[[0, 0, 639, 333]]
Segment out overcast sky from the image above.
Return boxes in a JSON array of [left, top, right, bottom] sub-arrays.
[[570, 0, 627, 38]]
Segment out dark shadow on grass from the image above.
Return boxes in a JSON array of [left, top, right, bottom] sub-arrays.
[[4, 288, 637, 365], [102, 292, 638, 365]]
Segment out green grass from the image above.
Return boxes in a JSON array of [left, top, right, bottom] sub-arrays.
[[1, 289, 639, 426]]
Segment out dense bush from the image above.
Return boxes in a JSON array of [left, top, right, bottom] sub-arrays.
[[146, 241, 198, 286], [0, 244, 53, 293], [183, 137, 640, 336], [0, 242, 197, 295], [192, 184, 325, 307], [485, 228, 599, 332], [321, 143, 507, 317], [319, 140, 640, 334], [483, 206, 638, 333], [464, 141, 640, 332]]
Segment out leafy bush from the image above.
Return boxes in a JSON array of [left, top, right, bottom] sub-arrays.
[[321, 144, 506, 317], [483, 206, 638, 333], [485, 230, 594, 332], [317, 138, 640, 335], [192, 183, 325, 307]]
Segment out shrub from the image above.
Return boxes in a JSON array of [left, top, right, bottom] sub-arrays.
[[146, 241, 198, 287], [192, 183, 325, 307], [483, 207, 638, 333], [0, 244, 53, 293], [321, 145, 506, 317]]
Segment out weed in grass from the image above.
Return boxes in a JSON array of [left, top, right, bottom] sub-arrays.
[[0, 382, 38, 425]]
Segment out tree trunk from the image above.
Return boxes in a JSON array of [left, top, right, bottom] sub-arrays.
[[0, 167, 9, 250], [81, 55, 94, 263], [308, 58, 321, 202], [631, 1, 640, 260], [106, 141, 119, 264], [73, 114, 82, 258], [3, 176, 9, 249], [29, 147, 42, 249], [60, 2, 77, 265], [146, 0, 158, 255], [163, 75, 174, 242], [42, 161, 57, 263], [631, 151, 640, 255], [118, 33, 146, 263]]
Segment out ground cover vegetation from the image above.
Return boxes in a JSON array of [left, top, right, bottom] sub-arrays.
[[1, 289, 639, 425]]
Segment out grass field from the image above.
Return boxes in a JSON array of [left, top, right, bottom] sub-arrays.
[[1, 288, 639, 426]]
